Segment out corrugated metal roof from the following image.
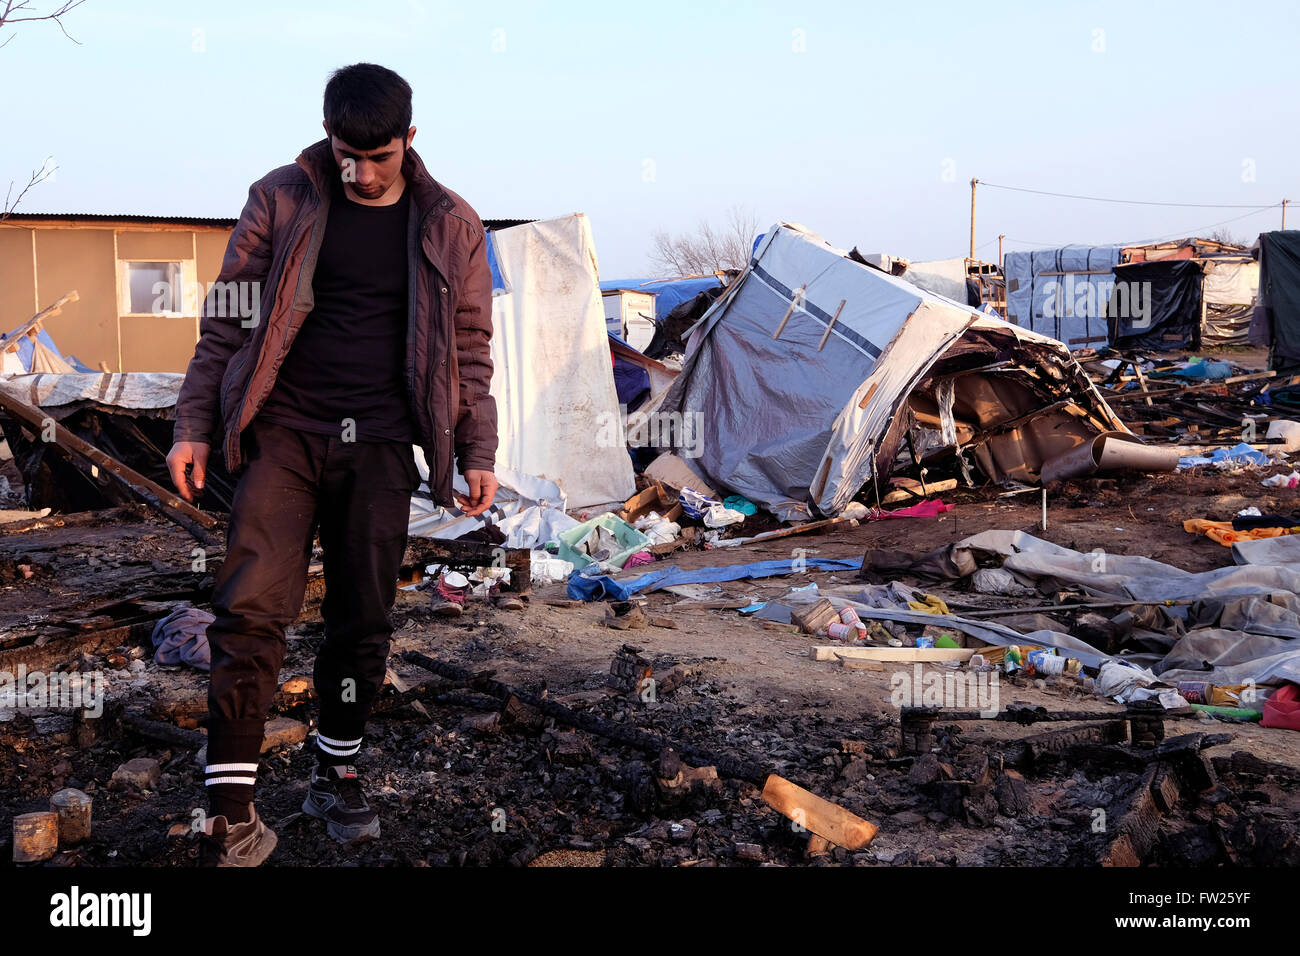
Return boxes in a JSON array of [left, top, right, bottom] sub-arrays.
[[1, 212, 237, 226], [3, 212, 537, 230]]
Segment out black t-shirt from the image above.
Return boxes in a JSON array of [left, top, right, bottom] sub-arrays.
[[259, 181, 416, 443]]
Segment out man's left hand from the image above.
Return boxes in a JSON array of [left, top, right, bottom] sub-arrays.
[[457, 469, 499, 517]]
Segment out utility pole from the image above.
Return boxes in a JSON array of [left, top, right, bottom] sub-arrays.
[[1284, 199, 1290, 230], [998, 234, 1005, 271], [969, 178, 978, 259]]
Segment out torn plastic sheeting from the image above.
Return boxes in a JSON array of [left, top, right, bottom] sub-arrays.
[[1155, 628, 1300, 688], [0, 372, 184, 412], [1232, 535, 1300, 566], [497, 506, 579, 550], [1040, 431, 1180, 484], [565, 556, 863, 602], [955, 530, 1300, 606], [408, 463, 567, 541]]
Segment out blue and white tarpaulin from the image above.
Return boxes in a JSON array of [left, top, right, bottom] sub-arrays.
[[1003, 245, 1122, 348]]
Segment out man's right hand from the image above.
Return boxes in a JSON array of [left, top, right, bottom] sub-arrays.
[[166, 441, 211, 503]]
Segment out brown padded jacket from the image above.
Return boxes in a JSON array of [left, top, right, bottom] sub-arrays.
[[173, 138, 496, 506]]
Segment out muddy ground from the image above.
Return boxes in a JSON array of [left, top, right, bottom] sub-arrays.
[[2, 459, 1299, 867]]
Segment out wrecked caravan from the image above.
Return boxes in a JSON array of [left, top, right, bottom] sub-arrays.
[[660, 223, 1140, 521]]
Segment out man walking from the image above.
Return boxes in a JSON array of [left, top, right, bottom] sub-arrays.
[[167, 63, 498, 866]]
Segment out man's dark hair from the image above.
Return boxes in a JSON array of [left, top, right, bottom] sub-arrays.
[[323, 63, 413, 150]]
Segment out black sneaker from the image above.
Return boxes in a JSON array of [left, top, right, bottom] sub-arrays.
[[303, 765, 380, 844], [197, 805, 277, 867]]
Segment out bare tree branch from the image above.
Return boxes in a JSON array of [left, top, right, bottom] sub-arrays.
[[1, 157, 57, 223], [649, 206, 761, 277], [0, 0, 86, 43], [0, 1, 85, 222]]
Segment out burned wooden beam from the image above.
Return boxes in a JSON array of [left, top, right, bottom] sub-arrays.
[[0, 388, 219, 545], [1013, 719, 1129, 767], [401, 649, 769, 785], [119, 710, 207, 750], [1100, 763, 1165, 867]]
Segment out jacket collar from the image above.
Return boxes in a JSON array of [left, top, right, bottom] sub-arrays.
[[296, 137, 450, 226]]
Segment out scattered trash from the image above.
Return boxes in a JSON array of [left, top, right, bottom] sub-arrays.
[[557, 513, 654, 571], [1178, 442, 1275, 470], [1262, 471, 1300, 488], [702, 503, 746, 528], [530, 553, 574, 586]]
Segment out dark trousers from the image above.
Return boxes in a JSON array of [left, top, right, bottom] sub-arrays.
[[204, 418, 420, 796]]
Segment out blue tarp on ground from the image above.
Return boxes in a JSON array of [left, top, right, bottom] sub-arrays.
[[599, 276, 726, 322], [1003, 245, 1123, 349], [567, 556, 864, 601]]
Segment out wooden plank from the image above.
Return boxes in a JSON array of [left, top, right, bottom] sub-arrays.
[[882, 477, 957, 504], [811, 646, 977, 663], [838, 656, 886, 671], [740, 515, 856, 545], [815, 298, 847, 352], [771, 285, 805, 340], [1131, 360, 1154, 408], [761, 774, 878, 850], [1, 291, 78, 353]]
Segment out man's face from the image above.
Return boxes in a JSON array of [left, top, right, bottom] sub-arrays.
[[326, 127, 415, 201]]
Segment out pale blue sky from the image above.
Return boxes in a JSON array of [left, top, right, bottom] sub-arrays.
[[3, 0, 1297, 274]]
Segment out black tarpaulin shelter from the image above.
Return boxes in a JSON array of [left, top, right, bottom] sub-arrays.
[[1250, 231, 1300, 372], [1108, 259, 1203, 351]]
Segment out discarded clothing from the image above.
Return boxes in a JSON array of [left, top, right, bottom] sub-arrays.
[[151, 605, 215, 671], [1183, 518, 1299, 546], [907, 594, 951, 615], [1262, 683, 1300, 732], [722, 495, 757, 516], [877, 499, 954, 519], [1232, 512, 1300, 531]]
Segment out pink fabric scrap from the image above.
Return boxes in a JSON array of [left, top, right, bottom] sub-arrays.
[[881, 499, 953, 519]]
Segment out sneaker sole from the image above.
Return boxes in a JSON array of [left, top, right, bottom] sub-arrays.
[[302, 796, 381, 844]]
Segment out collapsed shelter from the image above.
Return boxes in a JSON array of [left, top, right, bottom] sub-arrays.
[[660, 223, 1136, 521]]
